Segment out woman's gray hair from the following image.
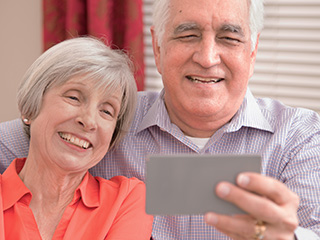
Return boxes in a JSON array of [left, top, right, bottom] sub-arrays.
[[152, 0, 264, 51], [17, 37, 137, 149]]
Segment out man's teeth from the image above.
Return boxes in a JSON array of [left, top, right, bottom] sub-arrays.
[[187, 76, 223, 83], [59, 132, 90, 149]]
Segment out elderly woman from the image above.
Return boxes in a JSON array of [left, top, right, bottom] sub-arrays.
[[0, 37, 153, 239]]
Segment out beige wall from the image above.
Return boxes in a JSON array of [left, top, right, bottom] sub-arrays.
[[0, 1, 42, 123]]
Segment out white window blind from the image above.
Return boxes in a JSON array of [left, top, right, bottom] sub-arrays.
[[143, 0, 163, 91], [143, 0, 320, 114], [251, 0, 320, 114]]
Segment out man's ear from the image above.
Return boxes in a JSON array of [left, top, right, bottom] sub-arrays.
[[151, 26, 162, 75], [249, 33, 260, 78]]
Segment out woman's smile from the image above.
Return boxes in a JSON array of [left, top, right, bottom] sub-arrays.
[[58, 132, 91, 149]]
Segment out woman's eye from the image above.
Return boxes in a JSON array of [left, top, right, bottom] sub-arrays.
[[101, 108, 115, 118], [68, 96, 79, 101], [103, 110, 112, 116]]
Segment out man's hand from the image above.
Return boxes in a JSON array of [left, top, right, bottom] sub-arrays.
[[204, 172, 299, 240]]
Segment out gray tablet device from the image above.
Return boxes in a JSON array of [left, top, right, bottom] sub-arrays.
[[146, 154, 261, 215]]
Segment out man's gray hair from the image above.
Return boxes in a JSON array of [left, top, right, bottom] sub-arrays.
[[152, 0, 264, 51]]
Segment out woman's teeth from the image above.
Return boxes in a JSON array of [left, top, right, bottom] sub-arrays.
[[59, 132, 90, 149]]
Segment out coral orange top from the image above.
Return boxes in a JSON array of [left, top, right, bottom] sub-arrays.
[[0, 158, 153, 240]]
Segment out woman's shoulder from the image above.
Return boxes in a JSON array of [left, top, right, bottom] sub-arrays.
[[95, 175, 144, 193]]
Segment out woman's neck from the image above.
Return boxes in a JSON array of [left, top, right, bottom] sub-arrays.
[[18, 156, 86, 240]]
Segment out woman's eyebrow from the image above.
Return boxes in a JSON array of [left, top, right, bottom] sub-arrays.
[[173, 22, 201, 35]]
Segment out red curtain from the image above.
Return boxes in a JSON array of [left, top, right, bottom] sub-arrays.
[[43, 0, 145, 91]]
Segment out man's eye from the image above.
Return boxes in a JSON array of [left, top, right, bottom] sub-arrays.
[[223, 37, 240, 42], [176, 34, 199, 40]]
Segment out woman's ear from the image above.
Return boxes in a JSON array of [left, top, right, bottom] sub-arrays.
[[22, 117, 30, 125]]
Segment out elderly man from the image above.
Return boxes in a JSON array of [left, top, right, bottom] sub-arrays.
[[1, 0, 320, 239]]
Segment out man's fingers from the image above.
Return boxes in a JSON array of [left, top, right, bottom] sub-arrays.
[[215, 181, 282, 223], [236, 172, 299, 207], [204, 213, 264, 240], [214, 174, 299, 233], [208, 173, 300, 239]]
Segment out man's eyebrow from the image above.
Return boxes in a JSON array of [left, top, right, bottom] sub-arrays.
[[173, 23, 201, 35], [220, 24, 245, 36]]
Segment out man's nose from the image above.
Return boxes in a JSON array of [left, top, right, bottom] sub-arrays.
[[192, 36, 221, 68]]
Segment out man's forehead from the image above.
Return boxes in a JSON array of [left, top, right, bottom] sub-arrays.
[[173, 0, 249, 16], [170, 0, 250, 11], [169, 0, 250, 28]]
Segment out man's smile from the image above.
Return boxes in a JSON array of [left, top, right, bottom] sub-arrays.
[[186, 76, 224, 83]]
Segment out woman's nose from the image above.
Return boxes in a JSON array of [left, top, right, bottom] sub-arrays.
[[76, 109, 97, 131]]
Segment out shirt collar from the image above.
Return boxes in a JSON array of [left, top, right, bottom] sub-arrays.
[[1, 158, 100, 210], [136, 89, 175, 134], [136, 88, 274, 135], [226, 88, 274, 133], [2, 158, 32, 210], [72, 171, 100, 208]]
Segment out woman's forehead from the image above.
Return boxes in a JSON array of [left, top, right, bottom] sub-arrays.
[[49, 75, 122, 99]]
